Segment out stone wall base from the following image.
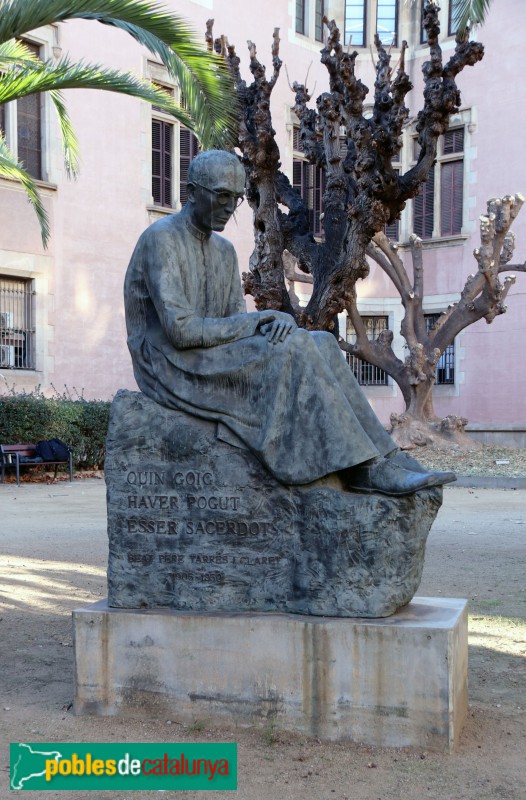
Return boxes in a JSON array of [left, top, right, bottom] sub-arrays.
[[73, 597, 467, 753]]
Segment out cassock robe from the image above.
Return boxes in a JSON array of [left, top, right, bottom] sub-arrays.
[[124, 211, 395, 485]]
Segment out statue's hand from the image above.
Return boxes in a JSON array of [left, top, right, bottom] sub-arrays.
[[258, 311, 297, 344]]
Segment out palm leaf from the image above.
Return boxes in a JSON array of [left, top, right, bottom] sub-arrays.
[[453, 0, 493, 34], [0, 38, 40, 64], [0, 0, 237, 148], [0, 58, 197, 130], [0, 135, 49, 245], [49, 91, 81, 178]]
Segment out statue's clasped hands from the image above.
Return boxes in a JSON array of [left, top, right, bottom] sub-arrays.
[[258, 310, 297, 344]]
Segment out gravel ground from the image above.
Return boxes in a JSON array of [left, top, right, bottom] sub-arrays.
[[413, 444, 526, 478]]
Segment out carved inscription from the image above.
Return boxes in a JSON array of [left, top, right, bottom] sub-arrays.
[[169, 570, 224, 584], [122, 467, 283, 594]]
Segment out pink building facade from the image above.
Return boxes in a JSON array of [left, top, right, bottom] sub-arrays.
[[0, 0, 524, 442]]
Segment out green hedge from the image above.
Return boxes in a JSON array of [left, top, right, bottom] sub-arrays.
[[0, 389, 110, 469]]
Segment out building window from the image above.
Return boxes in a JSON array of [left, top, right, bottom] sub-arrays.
[[346, 315, 389, 386], [384, 156, 401, 240], [345, 0, 366, 46], [420, 1, 428, 44], [0, 276, 35, 370], [296, 0, 306, 34], [425, 314, 455, 384], [412, 128, 464, 239], [376, 0, 398, 46], [150, 78, 200, 209], [179, 126, 199, 206], [440, 128, 463, 236], [1, 41, 43, 180], [152, 119, 172, 207], [315, 0, 325, 41], [292, 127, 325, 238], [448, 0, 462, 36]]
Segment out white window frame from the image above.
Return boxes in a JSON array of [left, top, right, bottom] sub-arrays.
[[1, 26, 59, 185], [145, 61, 190, 214]]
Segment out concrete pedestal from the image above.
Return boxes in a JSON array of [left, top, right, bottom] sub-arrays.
[[73, 597, 467, 752]]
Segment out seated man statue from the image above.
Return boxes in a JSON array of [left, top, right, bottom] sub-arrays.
[[124, 150, 454, 495]]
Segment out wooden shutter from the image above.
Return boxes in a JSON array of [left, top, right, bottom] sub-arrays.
[[17, 42, 42, 180], [179, 126, 199, 206], [315, 0, 325, 41], [413, 167, 435, 238], [384, 167, 400, 240], [152, 119, 172, 207], [293, 160, 325, 237], [443, 128, 464, 155], [440, 160, 463, 236], [17, 93, 42, 179]]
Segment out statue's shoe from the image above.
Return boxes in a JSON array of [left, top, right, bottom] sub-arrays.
[[346, 457, 456, 497], [387, 448, 457, 483]]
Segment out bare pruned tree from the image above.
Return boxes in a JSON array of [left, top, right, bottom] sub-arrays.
[[341, 195, 525, 447], [207, 2, 484, 332], [203, 4, 526, 446]]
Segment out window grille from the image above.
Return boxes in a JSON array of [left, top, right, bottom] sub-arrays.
[[0, 276, 35, 370], [345, 0, 367, 46], [376, 0, 398, 46], [346, 316, 389, 385], [425, 313, 455, 384], [315, 0, 325, 41]]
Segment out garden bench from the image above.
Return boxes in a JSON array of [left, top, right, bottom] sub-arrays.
[[0, 443, 73, 486]]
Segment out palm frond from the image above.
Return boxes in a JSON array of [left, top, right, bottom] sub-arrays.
[[0, 0, 237, 148], [0, 38, 40, 64], [49, 91, 81, 178], [453, 0, 493, 34], [0, 135, 49, 246], [0, 58, 196, 130]]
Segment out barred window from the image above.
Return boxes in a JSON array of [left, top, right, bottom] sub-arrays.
[[425, 313, 455, 385], [0, 276, 35, 370], [346, 316, 389, 386]]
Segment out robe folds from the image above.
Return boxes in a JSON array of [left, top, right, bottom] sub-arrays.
[[124, 211, 395, 485]]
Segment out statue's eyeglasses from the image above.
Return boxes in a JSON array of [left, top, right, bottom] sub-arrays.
[[193, 182, 245, 209]]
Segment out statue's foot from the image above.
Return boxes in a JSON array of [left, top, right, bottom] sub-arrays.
[[346, 457, 456, 497], [386, 448, 457, 484]]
